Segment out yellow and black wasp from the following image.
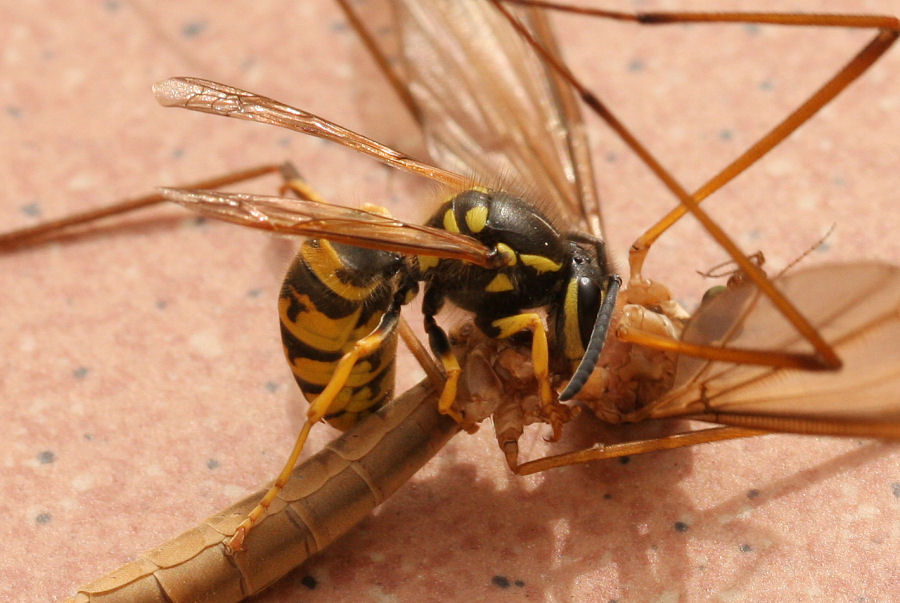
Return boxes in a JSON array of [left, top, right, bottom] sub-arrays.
[[277, 181, 620, 427], [153, 0, 900, 551], [156, 67, 622, 547], [6, 3, 899, 593]]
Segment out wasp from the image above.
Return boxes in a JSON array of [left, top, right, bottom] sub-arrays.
[[7, 1, 900, 603]]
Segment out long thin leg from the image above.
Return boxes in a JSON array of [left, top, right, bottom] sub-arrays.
[[227, 297, 403, 552], [515, 425, 766, 475], [495, 2, 898, 370], [0, 163, 283, 250]]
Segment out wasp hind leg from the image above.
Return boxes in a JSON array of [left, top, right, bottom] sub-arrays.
[[226, 297, 403, 552], [279, 162, 394, 219]]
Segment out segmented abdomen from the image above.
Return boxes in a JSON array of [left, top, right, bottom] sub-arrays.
[[279, 239, 398, 430]]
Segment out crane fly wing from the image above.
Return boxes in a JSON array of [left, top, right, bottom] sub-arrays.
[[641, 262, 900, 435], [375, 1, 601, 233], [153, 77, 470, 190], [160, 188, 495, 266]]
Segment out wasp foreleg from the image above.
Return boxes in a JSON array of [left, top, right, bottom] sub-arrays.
[[489, 313, 573, 441]]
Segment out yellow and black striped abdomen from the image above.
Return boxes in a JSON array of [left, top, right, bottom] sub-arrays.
[[279, 239, 400, 431]]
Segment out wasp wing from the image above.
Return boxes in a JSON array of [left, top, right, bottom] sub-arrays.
[[342, 0, 602, 235], [153, 77, 470, 190], [640, 262, 900, 437], [160, 187, 496, 267]]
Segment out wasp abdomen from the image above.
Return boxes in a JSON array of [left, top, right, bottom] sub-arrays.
[[279, 239, 399, 430]]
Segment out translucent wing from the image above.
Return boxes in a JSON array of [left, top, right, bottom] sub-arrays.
[[345, 0, 602, 235], [153, 77, 470, 190], [160, 188, 495, 267], [640, 262, 900, 437]]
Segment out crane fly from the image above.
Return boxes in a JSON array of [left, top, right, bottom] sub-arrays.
[[2, 1, 899, 601]]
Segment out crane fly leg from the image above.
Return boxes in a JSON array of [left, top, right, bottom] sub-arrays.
[[494, 0, 900, 378], [515, 425, 766, 475], [615, 322, 834, 372], [497, 2, 899, 377], [0, 163, 284, 251]]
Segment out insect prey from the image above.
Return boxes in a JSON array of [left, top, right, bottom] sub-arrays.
[[3, 2, 899, 601]]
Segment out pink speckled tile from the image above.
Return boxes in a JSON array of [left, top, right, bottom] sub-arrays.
[[1, 1, 898, 602]]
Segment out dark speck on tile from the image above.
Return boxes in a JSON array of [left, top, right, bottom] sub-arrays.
[[21, 203, 41, 218], [759, 79, 774, 91], [73, 366, 89, 379], [618, 456, 630, 465], [6, 105, 21, 119], [247, 288, 263, 298], [240, 56, 257, 72], [514, 580, 525, 587], [265, 381, 279, 393], [674, 521, 689, 533], [627, 58, 644, 73], [747, 488, 760, 499], [743, 23, 761, 36], [605, 152, 618, 163], [84, 433, 94, 441], [156, 299, 168, 310], [719, 129, 733, 142], [38, 450, 55, 464], [301, 575, 317, 589], [330, 20, 348, 33], [603, 493, 612, 500], [739, 543, 753, 553], [182, 21, 207, 38], [891, 482, 900, 498], [171, 147, 185, 160], [207, 458, 220, 470], [36, 512, 52, 524], [277, 137, 292, 148], [491, 575, 511, 589], [103, 0, 120, 12]]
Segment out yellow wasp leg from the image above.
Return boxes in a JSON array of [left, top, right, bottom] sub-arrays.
[[435, 348, 463, 423], [491, 313, 569, 440], [421, 314, 479, 433], [227, 305, 401, 552], [281, 163, 392, 219], [278, 162, 326, 203]]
